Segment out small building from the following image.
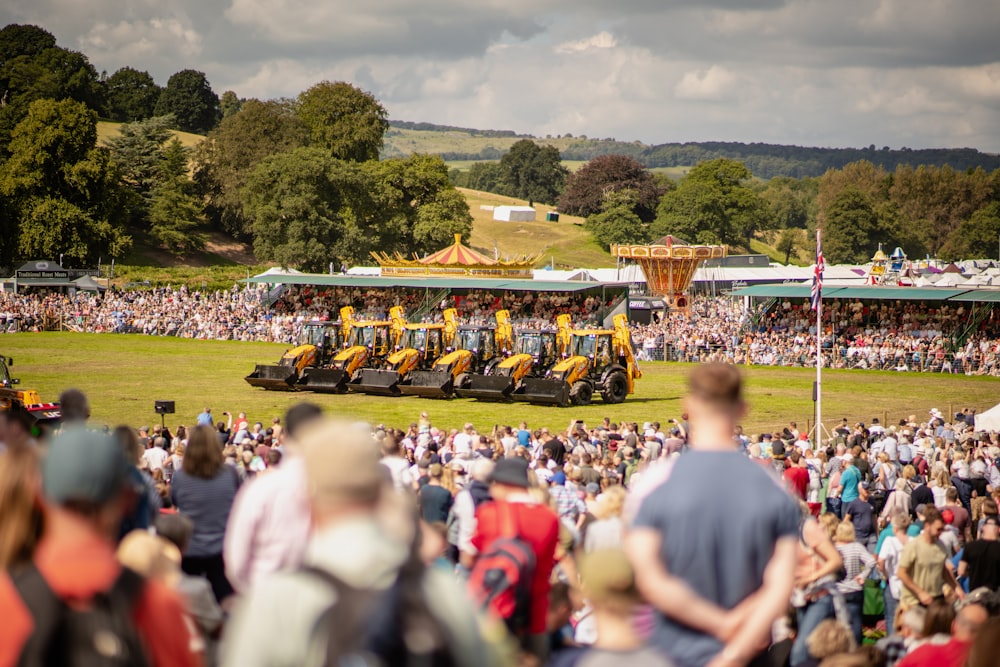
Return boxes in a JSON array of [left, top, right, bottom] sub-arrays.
[[493, 205, 536, 222]]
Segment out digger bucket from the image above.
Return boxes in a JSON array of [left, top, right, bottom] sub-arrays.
[[245, 364, 298, 391], [352, 369, 402, 396], [398, 370, 455, 398], [298, 367, 350, 393], [455, 374, 516, 401], [511, 378, 571, 407]]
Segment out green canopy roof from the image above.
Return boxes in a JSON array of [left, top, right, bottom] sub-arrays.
[[729, 284, 841, 298], [950, 290, 1000, 302], [244, 272, 627, 294]]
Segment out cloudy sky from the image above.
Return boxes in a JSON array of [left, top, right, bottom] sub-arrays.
[[4, 0, 1000, 151]]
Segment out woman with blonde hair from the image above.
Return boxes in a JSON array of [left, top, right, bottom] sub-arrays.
[[833, 521, 875, 644], [583, 486, 626, 552], [879, 478, 912, 529], [875, 452, 897, 493]]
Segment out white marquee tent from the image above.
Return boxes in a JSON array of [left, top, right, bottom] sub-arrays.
[[975, 402, 1000, 433]]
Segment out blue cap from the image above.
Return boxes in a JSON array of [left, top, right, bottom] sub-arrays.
[[551, 471, 567, 485]]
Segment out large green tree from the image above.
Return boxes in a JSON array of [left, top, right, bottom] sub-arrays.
[[559, 154, 664, 221], [194, 98, 310, 235], [367, 153, 472, 255], [104, 67, 161, 122], [939, 202, 1000, 262], [497, 139, 568, 206], [0, 25, 103, 152], [243, 148, 371, 270], [821, 186, 896, 264], [0, 99, 130, 264], [297, 81, 388, 162], [585, 189, 649, 248], [154, 69, 220, 133], [650, 158, 768, 247]]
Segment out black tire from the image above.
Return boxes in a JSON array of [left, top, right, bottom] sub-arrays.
[[601, 371, 628, 404], [454, 372, 470, 390], [570, 381, 593, 406]]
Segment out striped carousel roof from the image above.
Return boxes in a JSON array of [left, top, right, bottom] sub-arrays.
[[419, 234, 496, 266]]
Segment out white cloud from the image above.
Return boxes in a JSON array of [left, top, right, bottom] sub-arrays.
[[554, 31, 616, 54], [1, 0, 999, 150], [673, 65, 738, 101]]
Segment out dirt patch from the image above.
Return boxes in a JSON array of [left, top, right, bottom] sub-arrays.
[[204, 232, 255, 264]]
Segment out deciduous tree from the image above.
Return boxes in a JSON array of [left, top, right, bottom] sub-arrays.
[[104, 67, 161, 122], [154, 69, 220, 133], [651, 158, 768, 248], [297, 81, 388, 162], [497, 139, 567, 206], [0, 99, 131, 264], [194, 99, 310, 236], [585, 189, 649, 248], [559, 154, 664, 221]]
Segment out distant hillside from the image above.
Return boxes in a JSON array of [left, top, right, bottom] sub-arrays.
[[96, 121, 205, 149], [385, 120, 1000, 179]]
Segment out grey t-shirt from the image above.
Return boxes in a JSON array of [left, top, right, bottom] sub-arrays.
[[633, 450, 799, 667]]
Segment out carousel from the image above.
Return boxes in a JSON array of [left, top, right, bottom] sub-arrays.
[[610, 236, 727, 309], [868, 244, 914, 286], [371, 234, 540, 278]]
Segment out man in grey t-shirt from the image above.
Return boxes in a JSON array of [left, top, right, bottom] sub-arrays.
[[627, 364, 800, 667]]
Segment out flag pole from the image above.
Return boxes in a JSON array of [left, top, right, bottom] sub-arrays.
[[814, 227, 823, 444]]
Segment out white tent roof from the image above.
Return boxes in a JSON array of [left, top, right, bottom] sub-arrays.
[[975, 402, 1000, 433]]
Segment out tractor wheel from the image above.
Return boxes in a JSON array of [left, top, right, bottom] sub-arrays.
[[454, 373, 470, 391], [570, 381, 593, 406], [601, 371, 628, 404]]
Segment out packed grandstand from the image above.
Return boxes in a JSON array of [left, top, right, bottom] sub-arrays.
[[2, 284, 999, 375]]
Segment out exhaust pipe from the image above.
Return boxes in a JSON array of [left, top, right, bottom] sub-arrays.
[[245, 364, 298, 391]]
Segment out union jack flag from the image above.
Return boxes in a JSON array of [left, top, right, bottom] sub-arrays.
[[811, 231, 824, 311]]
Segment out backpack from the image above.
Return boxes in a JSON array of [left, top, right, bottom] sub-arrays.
[[467, 503, 536, 637], [303, 562, 458, 667], [11, 564, 149, 667]]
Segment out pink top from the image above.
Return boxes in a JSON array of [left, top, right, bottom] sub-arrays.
[[223, 456, 312, 593]]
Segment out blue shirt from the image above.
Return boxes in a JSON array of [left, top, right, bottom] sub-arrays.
[[634, 451, 799, 667], [841, 465, 861, 503], [197, 411, 214, 427]]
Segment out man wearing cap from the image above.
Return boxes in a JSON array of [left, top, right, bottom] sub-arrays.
[[627, 364, 799, 667], [224, 419, 498, 667], [958, 516, 1000, 591], [224, 403, 323, 593], [0, 428, 201, 667], [470, 456, 560, 661]]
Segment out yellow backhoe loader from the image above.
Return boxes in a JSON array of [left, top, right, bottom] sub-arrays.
[[244, 319, 347, 391]]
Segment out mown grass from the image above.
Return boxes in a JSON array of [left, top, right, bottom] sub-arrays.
[[3, 333, 996, 436], [459, 188, 612, 269], [97, 121, 205, 149]]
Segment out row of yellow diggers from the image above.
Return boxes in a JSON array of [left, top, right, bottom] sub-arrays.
[[244, 307, 641, 406]]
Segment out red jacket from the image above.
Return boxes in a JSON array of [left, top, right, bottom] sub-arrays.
[[0, 508, 202, 667], [472, 498, 560, 635]]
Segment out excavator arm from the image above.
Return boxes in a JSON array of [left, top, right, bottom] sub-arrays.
[[494, 309, 514, 355], [612, 313, 641, 393]]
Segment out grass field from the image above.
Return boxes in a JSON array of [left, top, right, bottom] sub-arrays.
[[459, 188, 613, 269], [3, 333, 996, 436], [96, 121, 205, 149]]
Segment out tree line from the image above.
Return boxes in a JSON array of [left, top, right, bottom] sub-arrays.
[[459, 140, 1000, 265], [0, 24, 470, 271]]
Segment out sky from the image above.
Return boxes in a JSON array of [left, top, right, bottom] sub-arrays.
[[4, 0, 1000, 152]]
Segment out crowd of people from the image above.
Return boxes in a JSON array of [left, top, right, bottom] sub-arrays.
[[3, 366, 1000, 667], [0, 284, 613, 343], [6, 282, 1000, 374], [633, 297, 1000, 376]]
